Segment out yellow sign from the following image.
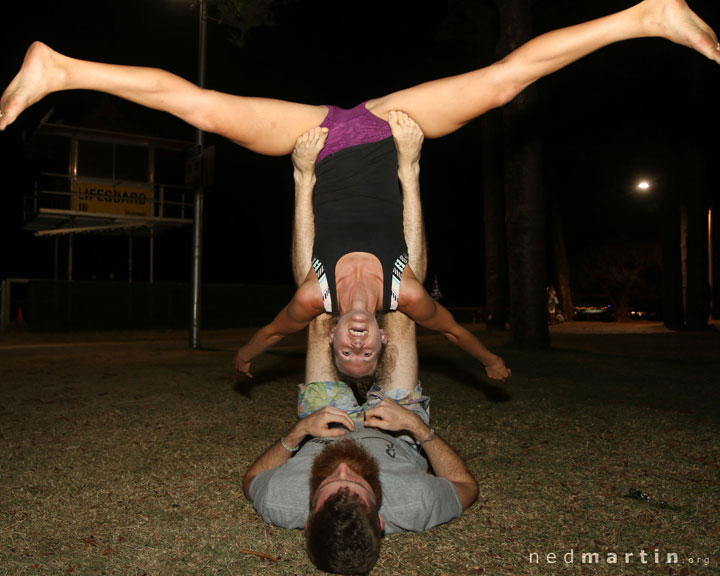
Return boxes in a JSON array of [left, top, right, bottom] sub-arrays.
[[73, 182, 154, 217]]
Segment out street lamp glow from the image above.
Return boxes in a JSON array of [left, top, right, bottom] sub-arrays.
[[637, 180, 650, 191]]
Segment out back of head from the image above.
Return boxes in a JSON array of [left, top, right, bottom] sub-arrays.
[[306, 488, 383, 575]]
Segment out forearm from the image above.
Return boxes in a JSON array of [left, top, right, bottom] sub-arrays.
[[243, 423, 308, 499], [244, 406, 355, 500], [292, 170, 316, 286], [398, 164, 427, 283], [398, 161, 420, 183], [363, 398, 477, 509], [444, 323, 499, 367], [420, 302, 500, 367], [404, 417, 478, 509], [237, 323, 287, 364]]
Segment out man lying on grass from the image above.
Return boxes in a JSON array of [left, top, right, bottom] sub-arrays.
[[243, 397, 478, 575]]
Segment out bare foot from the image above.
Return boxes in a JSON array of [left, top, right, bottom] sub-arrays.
[[388, 110, 424, 167], [641, 0, 720, 64], [0, 42, 66, 131], [291, 127, 328, 177]]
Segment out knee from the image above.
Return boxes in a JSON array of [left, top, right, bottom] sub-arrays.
[[486, 60, 527, 108]]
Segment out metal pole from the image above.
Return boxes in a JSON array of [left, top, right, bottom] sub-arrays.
[[150, 227, 155, 284], [54, 236, 59, 280], [68, 235, 74, 281], [190, 0, 207, 349], [1, 279, 8, 331], [129, 233, 134, 283]]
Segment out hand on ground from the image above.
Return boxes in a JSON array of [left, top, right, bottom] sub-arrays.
[[484, 356, 512, 382], [233, 350, 253, 378]]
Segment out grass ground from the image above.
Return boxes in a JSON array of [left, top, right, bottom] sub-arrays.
[[1, 321, 718, 575]]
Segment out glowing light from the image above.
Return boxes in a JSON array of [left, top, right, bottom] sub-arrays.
[[637, 180, 650, 191]]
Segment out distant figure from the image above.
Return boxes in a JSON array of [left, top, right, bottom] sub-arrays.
[[431, 274, 443, 301], [547, 285, 560, 324]]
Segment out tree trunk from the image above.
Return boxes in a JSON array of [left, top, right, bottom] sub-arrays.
[[662, 197, 684, 330], [685, 154, 710, 329], [712, 192, 719, 320], [497, 0, 549, 348], [482, 109, 509, 331]]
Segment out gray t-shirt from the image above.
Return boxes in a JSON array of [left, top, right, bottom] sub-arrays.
[[249, 426, 462, 534]]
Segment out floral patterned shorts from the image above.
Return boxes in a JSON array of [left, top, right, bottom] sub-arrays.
[[297, 381, 430, 426]]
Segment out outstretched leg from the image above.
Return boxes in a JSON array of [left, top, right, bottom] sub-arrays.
[[368, 0, 719, 137], [0, 42, 327, 156]]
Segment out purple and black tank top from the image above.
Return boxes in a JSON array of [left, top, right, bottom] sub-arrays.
[[311, 102, 409, 314]]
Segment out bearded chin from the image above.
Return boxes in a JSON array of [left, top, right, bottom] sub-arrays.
[[309, 439, 382, 508]]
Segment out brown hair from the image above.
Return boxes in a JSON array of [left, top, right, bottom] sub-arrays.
[[306, 440, 384, 574], [306, 488, 383, 575]]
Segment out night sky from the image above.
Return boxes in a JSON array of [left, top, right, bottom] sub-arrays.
[[1, 0, 718, 305]]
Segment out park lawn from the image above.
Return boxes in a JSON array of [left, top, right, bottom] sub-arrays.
[[0, 324, 718, 575]]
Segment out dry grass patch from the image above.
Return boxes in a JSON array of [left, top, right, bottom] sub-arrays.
[[1, 325, 718, 574]]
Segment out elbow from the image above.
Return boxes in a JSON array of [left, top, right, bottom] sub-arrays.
[[242, 472, 255, 501], [462, 479, 479, 511], [268, 331, 289, 346], [469, 478, 479, 506], [260, 324, 288, 345], [443, 330, 461, 346]]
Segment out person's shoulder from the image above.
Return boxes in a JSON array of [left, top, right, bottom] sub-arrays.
[[379, 472, 462, 533], [294, 275, 324, 310], [250, 468, 309, 529], [397, 267, 426, 308]]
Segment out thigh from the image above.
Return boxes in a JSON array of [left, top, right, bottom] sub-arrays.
[[206, 94, 329, 156], [305, 314, 337, 383], [380, 312, 418, 391], [366, 66, 502, 139]]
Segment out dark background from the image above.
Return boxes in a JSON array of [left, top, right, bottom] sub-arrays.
[[1, 0, 718, 306]]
